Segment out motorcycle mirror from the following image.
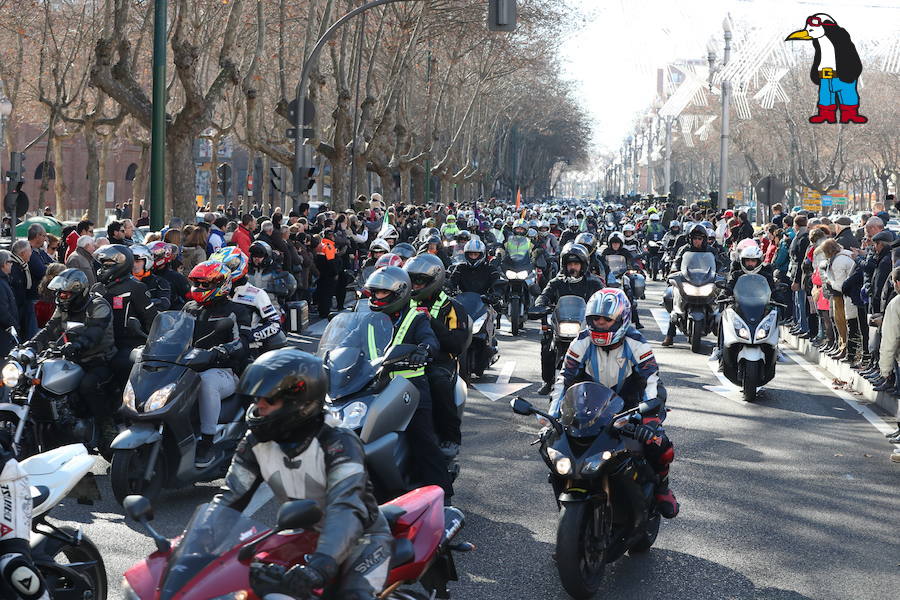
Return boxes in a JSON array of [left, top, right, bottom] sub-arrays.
[[276, 499, 323, 532], [510, 396, 535, 416], [123, 495, 154, 522]]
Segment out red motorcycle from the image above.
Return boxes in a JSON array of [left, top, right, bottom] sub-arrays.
[[120, 485, 470, 600]]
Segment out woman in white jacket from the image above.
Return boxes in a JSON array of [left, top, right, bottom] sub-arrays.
[[817, 239, 857, 359]]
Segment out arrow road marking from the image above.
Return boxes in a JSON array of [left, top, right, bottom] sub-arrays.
[[473, 360, 530, 402], [497, 360, 515, 385]]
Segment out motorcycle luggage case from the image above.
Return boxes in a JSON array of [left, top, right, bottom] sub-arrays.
[[285, 301, 309, 333]]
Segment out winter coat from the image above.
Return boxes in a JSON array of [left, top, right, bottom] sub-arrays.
[[878, 293, 900, 378]]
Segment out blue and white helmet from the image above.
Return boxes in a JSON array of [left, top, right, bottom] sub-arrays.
[[585, 288, 631, 347]]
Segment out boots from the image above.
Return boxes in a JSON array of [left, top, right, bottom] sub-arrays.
[[808, 104, 838, 124], [661, 336, 674, 347], [655, 476, 679, 519], [839, 105, 868, 124], [195, 434, 217, 469], [537, 381, 553, 396]]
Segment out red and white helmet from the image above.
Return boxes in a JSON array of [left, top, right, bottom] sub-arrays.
[[585, 288, 631, 347]]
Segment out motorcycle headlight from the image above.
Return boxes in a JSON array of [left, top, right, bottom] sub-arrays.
[[472, 313, 488, 332], [341, 401, 368, 430], [2, 362, 22, 387], [558, 322, 581, 337], [546, 446, 572, 475], [516, 270, 528, 280], [755, 313, 777, 340], [581, 450, 613, 474], [123, 380, 136, 411], [145, 383, 176, 412], [682, 283, 714, 296]]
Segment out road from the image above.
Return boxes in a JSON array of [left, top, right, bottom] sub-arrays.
[[49, 280, 899, 599]]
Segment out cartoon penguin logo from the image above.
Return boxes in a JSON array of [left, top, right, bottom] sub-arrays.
[[785, 13, 867, 124]]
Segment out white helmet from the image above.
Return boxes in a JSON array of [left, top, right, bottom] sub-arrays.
[[379, 224, 398, 240], [649, 213, 661, 222], [369, 238, 391, 254], [739, 245, 764, 274], [622, 223, 636, 236]]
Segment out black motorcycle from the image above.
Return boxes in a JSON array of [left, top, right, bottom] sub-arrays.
[[109, 312, 248, 506], [530, 295, 586, 372], [664, 251, 719, 353], [511, 383, 662, 599], [645, 239, 663, 280], [456, 292, 498, 382], [502, 254, 538, 336]]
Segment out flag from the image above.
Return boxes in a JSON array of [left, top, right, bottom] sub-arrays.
[[579, 216, 587, 232], [378, 207, 391, 236], [515, 188, 521, 211]]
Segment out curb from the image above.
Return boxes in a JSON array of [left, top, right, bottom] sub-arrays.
[[781, 327, 900, 419]]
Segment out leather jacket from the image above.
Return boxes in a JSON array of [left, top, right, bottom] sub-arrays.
[[26, 293, 116, 363]]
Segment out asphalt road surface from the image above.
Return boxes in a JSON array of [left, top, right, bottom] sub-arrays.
[[49, 280, 900, 599]]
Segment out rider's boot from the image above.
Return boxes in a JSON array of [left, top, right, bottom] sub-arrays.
[[195, 434, 217, 469], [537, 382, 553, 396], [655, 476, 679, 519], [661, 336, 674, 346]]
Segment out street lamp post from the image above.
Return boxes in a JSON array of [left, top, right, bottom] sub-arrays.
[[663, 115, 673, 197], [710, 18, 732, 211], [149, 0, 167, 231], [0, 91, 11, 199]]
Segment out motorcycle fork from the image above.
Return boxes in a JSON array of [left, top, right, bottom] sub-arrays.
[[143, 425, 164, 483]]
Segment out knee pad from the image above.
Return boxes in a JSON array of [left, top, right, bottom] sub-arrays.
[[0, 553, 47, 600], [659, 445, 675, 466]]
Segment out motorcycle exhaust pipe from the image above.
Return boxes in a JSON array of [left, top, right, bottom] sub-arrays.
[[442, 506, 465, 544]]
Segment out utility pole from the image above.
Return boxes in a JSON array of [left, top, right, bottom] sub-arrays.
[[664, 115, 673, 196], [716, 18, 732, 210], [149, 0, 167, 230]]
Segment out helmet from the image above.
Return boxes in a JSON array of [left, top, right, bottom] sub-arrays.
[[622, 223, 636, 236], [608, 232, 624, 246], [369, 238, 391, 255], [467, 218, 480, 231], [688, 223, 708, 241], [187, 260, 232, 305], [548, 217, 558, 227], [526, 228, 538, 239], [669, 221, 682, 232], [210, 246, 250, 284], [148, 241, 174, 270], [493, 218, 503, 228], [380, 224, 399, 241], [364, 266, 411, 313], [241, 349, 327, 446], [647, 207, 658, 214], [585, 288, 631, 347], [405, 253, 445, 301], [528, 219, 540, 229], [560, 243, 590, 282], [423, 234, 442, 249], [568, 219, 579, 230], [574, 232, 596, 254], [249, 240, 273, 268], [513, 219, 527, 235], [374, 252, 403, 269], [131, 245, 153, 280], [446, 214, 457, 224], [649, 213, 660, 222], [454, 230, 471, 244], [736, 238, 758, 252], [94, 244, 134, 284], [463, 238, 487, 267], [392, 242, 416, 263], [423, 217, 435, 228], [49, 269, 91, 313], [739, 245, 764, 274]]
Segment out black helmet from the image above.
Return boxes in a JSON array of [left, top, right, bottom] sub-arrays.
[[560, 243, 590, 282], [241, 349, 327, 445], [392, 242, 416, 263], [94, 244, 134, 284], [404, 253, 445, 301], [454, 230, 471, 244], [688, 223, 708, 240], [364, 266, 411, 313], [574, 232, 596, 255], [49, 268, 90, 312], [249, 240, 273, 267]]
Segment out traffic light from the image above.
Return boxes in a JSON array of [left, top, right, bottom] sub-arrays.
[[298, 167, 316, 194], [6, 151, 24, 184], [487, 0, 516, 32], [270, 167, 283, 193], [217, 163, 231, 197]]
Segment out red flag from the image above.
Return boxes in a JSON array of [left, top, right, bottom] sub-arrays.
[[515, 188, 521, 211]]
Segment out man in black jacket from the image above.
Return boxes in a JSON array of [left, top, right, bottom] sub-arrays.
[[834, 216, 859, 250], [788, 216, 811, 335], [0, 251, 19, 358], [662, 225, 718, 346], [447, 239, 504, 298], [534, 244, 604, 395]]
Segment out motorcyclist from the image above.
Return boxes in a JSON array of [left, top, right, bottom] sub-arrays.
[[148, 241, 190, 309], [601, 233, 644, 329], [92, 244, 158, 388], [363, 238, 391, 267], [211, 349, 391, 600], [391, 242, 416, 266], [378, 224, 399, 249], [406, 254, 469, 459], [490, 218, 505, 245], [0, 435, 51, 600], [417, 234, 451, 267], [575, 232, 605, 280], [19, 269, 117, 444], [131, 244, 171, 311], [363, 266, 452, 502], [559, 219, 580, 246], [662, 223, 718, 347], [183, 260, 254, 468], [535, 244, 604, 395], [448, 239, 504, 299], [211, 246, 286, 355], [440, 214, 459, 237], [621, 223, 641, 256], [554, 288, 678, 518], [537, 221, 559, 255], [247, 240, 296, 317]]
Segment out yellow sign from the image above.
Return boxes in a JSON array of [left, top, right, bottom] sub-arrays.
[[196, 195, 205, 207]]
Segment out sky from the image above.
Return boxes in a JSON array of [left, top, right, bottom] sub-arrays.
[[559, 0, 900, 156]]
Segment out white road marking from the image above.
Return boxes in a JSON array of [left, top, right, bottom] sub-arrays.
[[497, 360, 515, 385], [703, 357, 746, 405], [650, 308, 669, 333], [781, 346, 894, 435], [473, 360, 530, 402]]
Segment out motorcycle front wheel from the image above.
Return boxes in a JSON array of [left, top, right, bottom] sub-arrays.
[[555, 502, 608, 599], [510, 298, 521, 336], [742, 360, 761, 402], [110, 446, 166, 506], [37, 527, 108, 600], [0, 413, 39, 458], [690, 320, 704, 354], [629, 510, 661, 554]]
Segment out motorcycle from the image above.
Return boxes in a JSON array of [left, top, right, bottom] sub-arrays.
[[121, 485, 469, 600], [22, 444, 107, 599], [109, 312, 248, 506], [530, 295, 587, 370], [455, 292, 498, 382], [664, 252, 720, 354], [645, 240, 663, 280], [510, 383, 663, 599], [718, 273, 781, 401], [318, 311, 466, 500], [501, 254, 538, 336]]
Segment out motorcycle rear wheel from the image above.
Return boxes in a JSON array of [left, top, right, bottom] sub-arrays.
[[555, 502, 608, 599], [38, 527, 108, 600], [690, 320, 703, 354], [742, 361, 761, 402], [110, 446, 166, 506]]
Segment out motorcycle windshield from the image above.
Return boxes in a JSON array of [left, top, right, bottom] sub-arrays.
[[734, 274, 771, 323], [456, 292, 487, 319], [606, 254, 626, 275], [161, 503, 267, 600], [555, 296, 587, 323], [142, 312, 195, 362], [558, 382, 624, 438], [503, 255, 532, 271], [317, 311, 393, 358], [682, 252, 717, 285]]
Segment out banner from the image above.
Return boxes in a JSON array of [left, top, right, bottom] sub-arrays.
[[515, 188, 521, 211]]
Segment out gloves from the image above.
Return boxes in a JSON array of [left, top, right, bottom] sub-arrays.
[[630, 423, 658, 444], [210, 345, 230, 363], [59, 342, 79, 360], [408, 344, 431, 368], [282, 564, 326, 597], [248, 562, 287, 597]]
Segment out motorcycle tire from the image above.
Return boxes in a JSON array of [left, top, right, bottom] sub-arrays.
[[555, 502, 608, 599], [110, 446, 166, 506], [742, 361, 761, 402], [510, 298, 521, 336], [384, 589, 432, 600], [690, 321, 703, 354], [37, 527, 108, 600], [0, 414, 39, 458], [629, 511, 661, 554]]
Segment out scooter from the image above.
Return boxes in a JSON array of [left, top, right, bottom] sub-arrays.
[[646, 240, 663, 280], [510, 384, 663, 599], [21, 444, 108, 599], [109, 312, 248, 506], [318, 311, 466, 501], [455, 292, 498, 382], [718, 273, 781, 401], [664, 251, 720, 354], [121, 485, 470, 600]]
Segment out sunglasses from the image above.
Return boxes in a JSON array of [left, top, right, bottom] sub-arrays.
[[252, 396, 280, 406], [806, 16, 834, 27]]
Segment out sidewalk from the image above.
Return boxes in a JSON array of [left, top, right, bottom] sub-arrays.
[[781, 327, 900, 420]]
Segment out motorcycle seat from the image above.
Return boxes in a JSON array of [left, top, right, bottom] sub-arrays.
[[380, 504, 407, 530], [388, 537, 415, 570]]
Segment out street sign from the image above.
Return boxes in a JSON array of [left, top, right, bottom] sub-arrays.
[[755, 176, 785, 207], [830, 189, 848, 205], [821, 195, 833, 207], [287, 98, 316, 127]]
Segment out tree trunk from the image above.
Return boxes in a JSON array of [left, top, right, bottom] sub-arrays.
[[132, 142, 150, 218], [399, 166, 411, 205], [168, 133, 198, 224], [84, 125, 101, 224], [52, 137, 67, 219], [411, 164, 424, 204], [98, 135, 111, 221]]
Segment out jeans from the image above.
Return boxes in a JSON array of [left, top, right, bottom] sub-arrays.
[[818, 77, 860, 106], [198, 368, 238, 436], [793, 290, 809, 333]]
